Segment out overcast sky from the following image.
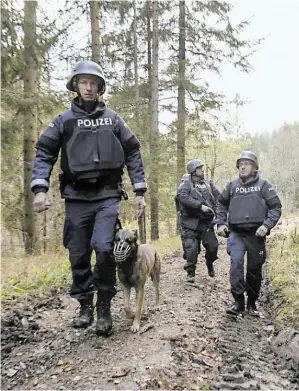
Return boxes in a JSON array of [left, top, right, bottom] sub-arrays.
[[211, 0, 299, 134]]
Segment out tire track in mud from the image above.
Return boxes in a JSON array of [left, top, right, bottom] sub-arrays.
[[1, 248, 298, 390]]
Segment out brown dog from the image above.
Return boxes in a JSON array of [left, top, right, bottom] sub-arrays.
[[113, 229, 161, 332]]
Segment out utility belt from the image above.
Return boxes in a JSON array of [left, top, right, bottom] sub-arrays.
[[229, 225, 262, 235], [59, 173, 128, 200]]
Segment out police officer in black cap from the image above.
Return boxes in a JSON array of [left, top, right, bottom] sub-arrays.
[[31, 60, 147, 336], [178, 159, 220, 282], [217, 151, 282, 316]]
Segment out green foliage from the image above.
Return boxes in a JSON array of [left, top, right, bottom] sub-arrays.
[[250, 122, 299, 212], [269, 227, 299, 329], [1, 0, 69, 247], [1, 0, 24, 88], [1, 259, 71, 304]]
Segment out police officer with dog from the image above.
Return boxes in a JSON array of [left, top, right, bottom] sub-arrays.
[[31, 60, 147, 336], [178, 159, 220, 282], [217, 151, 282, 316]]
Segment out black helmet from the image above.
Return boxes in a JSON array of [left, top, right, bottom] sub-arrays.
[[66, 60, 106, 94], [236, 151, 259, 169], [186, 159, 204, 174]]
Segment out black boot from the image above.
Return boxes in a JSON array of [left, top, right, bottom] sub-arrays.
[[247, 300, 260, 317], [95, 295, 113, 336], [186, 272, 195, 283], [206, 260, 215, 278], [226, 295, 245, 316], [71, 296, 94, 328]]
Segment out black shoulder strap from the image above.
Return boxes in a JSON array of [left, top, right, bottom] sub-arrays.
[[203, 179, 215, 201]]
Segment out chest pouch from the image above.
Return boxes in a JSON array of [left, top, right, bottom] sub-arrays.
[[66, 124, 125, 181], [229, 193, 267, 225]]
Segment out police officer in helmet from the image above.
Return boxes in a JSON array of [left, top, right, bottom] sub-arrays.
[[178, 159, 220, 282], [175, 173, 190, 259], [31, 60, 147, 336], [217, 151, 282, 316]]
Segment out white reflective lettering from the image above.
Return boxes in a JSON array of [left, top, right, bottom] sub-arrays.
[[195, 184, 206, 189], [235, 186, 261, 194], [77, 118, 113, 127]]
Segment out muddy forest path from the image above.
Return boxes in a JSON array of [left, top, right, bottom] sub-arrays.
[[1, 244, 298, 390]]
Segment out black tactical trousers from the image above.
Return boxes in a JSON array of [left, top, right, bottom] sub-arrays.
[[182, 223, 219, 275], [63, 198, 120, 300], [177, 213, 187, 259], [227, 231, 266, 302]]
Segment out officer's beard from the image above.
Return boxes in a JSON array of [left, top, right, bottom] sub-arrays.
[[191, 173, 204, 182], [240, 170, 257, 183]]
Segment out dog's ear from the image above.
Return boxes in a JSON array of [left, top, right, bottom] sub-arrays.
[[133, 229, 138, 241]]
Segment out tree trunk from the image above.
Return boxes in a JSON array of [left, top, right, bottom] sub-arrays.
[[134, 0, 146, 243], [23, 0, 38, 255], [89, 0, 101, 63], [149, 0, 159, 240], [177, 0, 186, 186], [176, 0, 186, 234]]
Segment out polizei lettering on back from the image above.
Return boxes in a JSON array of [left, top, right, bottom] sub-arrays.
[[235, 186, 261, 194], [77, 118, 113, 127]]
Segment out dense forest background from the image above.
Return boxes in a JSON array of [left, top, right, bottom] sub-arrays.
[[1, 0, 298, 255]]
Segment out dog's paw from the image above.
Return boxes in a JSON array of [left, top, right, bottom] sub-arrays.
[[130, 322, 140, 333]]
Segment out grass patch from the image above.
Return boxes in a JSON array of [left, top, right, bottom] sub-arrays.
[[152, 235, 182, 257], [1, 236, 182, 303], [269, 227, 299, 329], [1, 249, 71, 303]]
